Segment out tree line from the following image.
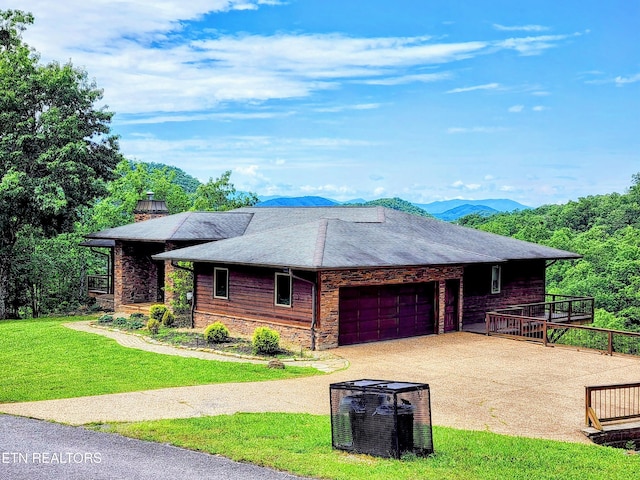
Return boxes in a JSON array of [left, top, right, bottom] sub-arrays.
[[458, 174, 640, 332], [0, 10, 256, 318]]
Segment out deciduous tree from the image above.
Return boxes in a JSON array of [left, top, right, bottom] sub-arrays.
[[0, 10, 121, 318]]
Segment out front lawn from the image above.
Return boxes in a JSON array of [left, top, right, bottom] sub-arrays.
[[0, 317, 319, 403], [99, 413, 639, 480]]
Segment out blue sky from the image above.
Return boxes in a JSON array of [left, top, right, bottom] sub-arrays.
[[8, 0, 640, 206]]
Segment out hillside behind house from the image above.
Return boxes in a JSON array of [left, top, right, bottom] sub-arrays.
[[457, 173, 640, 331], [256, 195, 526, 220], [255, 196, 339, 207], [416, 198, 529, 214]]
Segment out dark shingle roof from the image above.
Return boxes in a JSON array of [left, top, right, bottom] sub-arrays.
[[79, 238, 116, 248], [151, 207, 581, 269], [86, 212, 253, 242]]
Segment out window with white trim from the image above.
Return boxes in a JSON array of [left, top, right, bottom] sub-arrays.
[[491, 265, 501, 294], [275, 272, 292, 307], [214, 267, 229, 299]]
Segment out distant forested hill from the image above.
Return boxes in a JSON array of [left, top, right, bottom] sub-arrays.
[[142, 162, 202, 193], [458, 174, 640, 330], [416, 198, 529, 214], [357, 197, 432, 217], [433, 204, 498, 221], [256, 196, 339, 207]]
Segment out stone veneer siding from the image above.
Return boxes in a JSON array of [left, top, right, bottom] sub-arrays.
[[113, 239, 188, 312], [315, 265, 464, 349], [113, 241, 164, 310]]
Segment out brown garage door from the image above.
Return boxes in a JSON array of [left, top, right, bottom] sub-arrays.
[[338, 282, 437, 346]]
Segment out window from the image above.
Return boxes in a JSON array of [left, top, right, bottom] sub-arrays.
[[491, 265, 501, 294], [214, 267, 229, 299], [275, 273, 292, 307]]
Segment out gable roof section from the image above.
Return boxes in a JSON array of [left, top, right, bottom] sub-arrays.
[[152, 207, 581, 269], [86, 211, 253, 242]]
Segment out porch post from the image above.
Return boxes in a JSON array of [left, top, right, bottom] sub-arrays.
[[437, 280, 446, 334], [458, 277, 464, 331]]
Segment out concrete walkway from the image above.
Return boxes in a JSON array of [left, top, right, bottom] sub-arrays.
[[2, 324, 640, 444]]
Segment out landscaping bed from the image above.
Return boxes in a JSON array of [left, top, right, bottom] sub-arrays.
[[94, 312, 310, 360]]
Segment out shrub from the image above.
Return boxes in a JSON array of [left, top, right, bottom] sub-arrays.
[[97, 314, 113, 324], [203, 322, 230, 343], [129, 312, 146, 321], [113, 317, 128, 328], [252, 327, 280, 355], [128, 320, 145, 330], [149, 304, 168, 322], [147, 318, 161, 335], [88, 301, 104, 313], [161, 309, 175, 327]]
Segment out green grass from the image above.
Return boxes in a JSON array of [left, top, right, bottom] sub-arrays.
[[0, 317, 319, 403], [99, 413, 639, 480]]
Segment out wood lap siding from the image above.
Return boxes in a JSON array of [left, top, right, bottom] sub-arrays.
[[195, 264, 313, 326], [462, 259, 546, 325]]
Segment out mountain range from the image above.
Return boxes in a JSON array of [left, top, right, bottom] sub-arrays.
[[255, 196, 530, 220]]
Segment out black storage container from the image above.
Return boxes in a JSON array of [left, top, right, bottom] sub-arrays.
[[330, 379, 433, 458]]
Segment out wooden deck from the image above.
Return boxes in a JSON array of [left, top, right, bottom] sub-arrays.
[[583, 383, 640, 447], [486, 296, 640, 357]]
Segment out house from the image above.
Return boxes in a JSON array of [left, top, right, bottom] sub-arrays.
[[85, 205, 582, 350]]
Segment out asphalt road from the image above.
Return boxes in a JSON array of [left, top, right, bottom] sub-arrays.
[[0, 415, 311, 480]]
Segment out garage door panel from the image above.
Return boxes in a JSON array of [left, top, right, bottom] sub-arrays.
[[398, 295, 417, 306], [339, 282, 437, 345], [339, 333, 359, 345], [379, 295, 396, 307], [379, 317, 398, 329], [358, 319, 379, 333], [379, 306, 398, 318], [380, 328, 400, 341], [339, 320, 358, 334]]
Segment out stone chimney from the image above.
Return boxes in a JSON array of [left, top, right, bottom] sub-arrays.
[[134, 191, 169, 222]]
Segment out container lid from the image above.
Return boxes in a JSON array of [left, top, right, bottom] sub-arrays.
[[330, 379, 429, 392]]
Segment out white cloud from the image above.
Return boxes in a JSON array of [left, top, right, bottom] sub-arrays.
[[493, 24, 550, 32], [615, 73, 640, 86], [496, 32, 582, 56], [299, 184, 355, 195], [446, 83, 500, 94], [373, 186, 386, 196], [451, 181, 480, 190], [508, 105, 524, 113], [117, 110, 294, 125], [447, 126, 507, 134], [500, 185, 515, 192], [362, 72, 452, 85], [532, 105, 548, 111], [314, 103, 382, 113], [235, 164, 261, 176], [15, 1, 580, 115]]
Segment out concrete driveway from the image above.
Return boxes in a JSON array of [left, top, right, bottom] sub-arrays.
[[2, 331, 640, 443]]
